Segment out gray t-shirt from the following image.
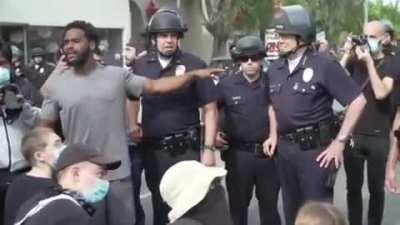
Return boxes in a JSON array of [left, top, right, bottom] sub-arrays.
[[41, 65, 146, 180]]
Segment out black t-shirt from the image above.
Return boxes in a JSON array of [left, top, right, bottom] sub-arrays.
[[14, 192, 90, 225], [218, 71, 270, 142], [347, 56, 398, 136], [4, 174, 58, 225]]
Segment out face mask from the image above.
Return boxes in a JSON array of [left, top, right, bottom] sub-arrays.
[[82, 178, 110, 204], [49, 144, 66, 167], [0, 67, 10, 86], [368, 38, 382, 54], [54, 144, 66, 159]]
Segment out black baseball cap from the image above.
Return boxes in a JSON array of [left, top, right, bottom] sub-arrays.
[[54, 143, 121, 172]]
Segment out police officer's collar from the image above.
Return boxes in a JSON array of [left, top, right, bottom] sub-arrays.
[[146, 49, 184, 65], [234, 71, 264, 87], [277, 48, 313, 71]]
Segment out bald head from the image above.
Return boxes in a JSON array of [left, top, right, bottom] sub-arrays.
[[364, 20, 386, 38]]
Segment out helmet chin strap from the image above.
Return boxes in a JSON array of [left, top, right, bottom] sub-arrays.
[[280, 38, 310, 58], [158, 51, 174, 60]]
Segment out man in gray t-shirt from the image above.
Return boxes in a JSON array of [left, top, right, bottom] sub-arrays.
[[40, 20, 222, 225]]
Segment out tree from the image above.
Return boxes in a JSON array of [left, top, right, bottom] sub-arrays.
[[369, 0, 400, 33], [202, 0, 273, 58], [287, 0, 365, 44]]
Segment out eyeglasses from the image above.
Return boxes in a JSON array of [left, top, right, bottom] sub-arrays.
[[238, 55, 262, 62]]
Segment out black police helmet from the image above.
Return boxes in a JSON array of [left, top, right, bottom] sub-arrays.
[[147, 9, 188, 37], [270, 5, 316, 44], [230, 36, 265, 61], [31, 47, 46, 57]]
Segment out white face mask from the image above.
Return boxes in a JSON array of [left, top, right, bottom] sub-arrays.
[[0, 67, 10, 86], [54, 144, 66, 159], [49, 144, 66, 167], [367, 37, 382, 54]]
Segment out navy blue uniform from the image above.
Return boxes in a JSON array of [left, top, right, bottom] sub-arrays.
[[218, 71, 281, 225], [132, 50, 218, 225], [267, 50, 361, 225]]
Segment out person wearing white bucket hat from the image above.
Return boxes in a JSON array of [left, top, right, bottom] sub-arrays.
[[159, 161, 232, 225]]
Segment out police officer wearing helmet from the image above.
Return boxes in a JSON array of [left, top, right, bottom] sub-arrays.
[[267, 5, 366, 225], [27, 47, 54, 106], [216, 36, 281, 225], [131, 9, 218, 225]]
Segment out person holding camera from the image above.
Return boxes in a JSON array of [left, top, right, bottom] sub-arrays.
[[340, 21, 398, 225], [0, 41, 42, 222], [215, 36, 280, 225], [268, 5, 366, 225]]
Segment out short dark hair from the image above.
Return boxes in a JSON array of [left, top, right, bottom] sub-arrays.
[[0, 40, 12, 64], [21, 128, 54, 165], [63, 20, 99, 48]]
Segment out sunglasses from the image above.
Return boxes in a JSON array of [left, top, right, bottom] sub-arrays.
[[238, 55, 263, 62]]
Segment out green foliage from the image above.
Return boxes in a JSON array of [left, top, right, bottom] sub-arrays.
[[369, 0, 400, 33], [286, 0, 365, 44], [227, 0, 274, 32]]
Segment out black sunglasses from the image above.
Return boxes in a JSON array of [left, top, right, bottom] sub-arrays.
[[238, 55, 263, 62]]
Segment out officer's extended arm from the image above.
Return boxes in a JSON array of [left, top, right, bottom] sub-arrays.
[[385, 107, 400, 193], [143, 68, 224, 95]]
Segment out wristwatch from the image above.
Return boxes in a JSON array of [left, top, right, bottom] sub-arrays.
[[204, 144, 216, 152], [337, 134, 350, 144]]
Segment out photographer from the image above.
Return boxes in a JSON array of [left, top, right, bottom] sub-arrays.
[[340, 21, 398, 225], [0, 39, 42, 225]]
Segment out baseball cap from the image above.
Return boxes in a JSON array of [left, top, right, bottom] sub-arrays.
[[54, 143, 121, 172]]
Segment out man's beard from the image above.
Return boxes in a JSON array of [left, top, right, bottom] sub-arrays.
[[68, 48, 91, 68]]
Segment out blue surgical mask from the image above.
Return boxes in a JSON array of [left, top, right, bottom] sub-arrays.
[[0, 67, 10, 86], [82, 178, 110, 204], [368, 38, 382, 54]]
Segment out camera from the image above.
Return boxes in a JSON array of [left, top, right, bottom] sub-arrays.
[[351, 35, 368, 46]]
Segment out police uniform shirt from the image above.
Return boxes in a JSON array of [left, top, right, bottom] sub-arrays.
[[218, 71, 270, 142], [347, 56, 398, 136], [267, 50, 361, 132], [132, 51, 218, 138], [27, 63, 55, 90]]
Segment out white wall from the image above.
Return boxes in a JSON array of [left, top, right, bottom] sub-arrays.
[[0, 0, 132, 45]]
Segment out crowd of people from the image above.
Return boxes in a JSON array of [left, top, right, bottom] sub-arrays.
[[1, 3, 400, 225]]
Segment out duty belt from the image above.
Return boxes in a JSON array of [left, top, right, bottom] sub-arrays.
[[230, 141, 267, 158], [143, 128, 200, 155], [279, 120, 335, 151]]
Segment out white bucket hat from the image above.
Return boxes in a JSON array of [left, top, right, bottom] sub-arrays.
[[159, 160, 227, 223]]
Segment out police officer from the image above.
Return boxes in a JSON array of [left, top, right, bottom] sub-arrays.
[[131, 9, 218, 225], [268, 5, 366, 225], [216, 36, 281, 225], [27, 47, 54, 106]]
